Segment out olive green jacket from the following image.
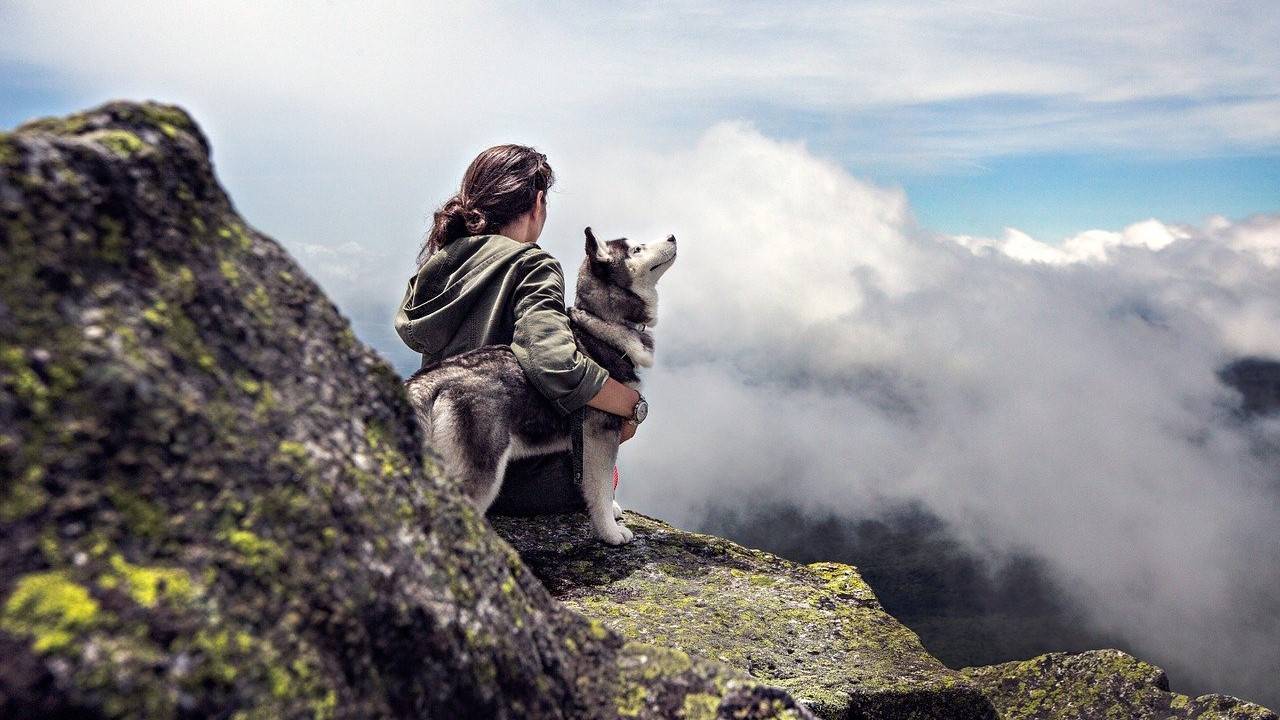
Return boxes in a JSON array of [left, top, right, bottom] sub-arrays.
[[394, 234, 608, 415]]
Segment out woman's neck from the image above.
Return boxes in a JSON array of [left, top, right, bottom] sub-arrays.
[[498, 214, 538, 244]]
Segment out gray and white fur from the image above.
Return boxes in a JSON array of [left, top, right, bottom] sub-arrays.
[[403, 227, 677, 545]]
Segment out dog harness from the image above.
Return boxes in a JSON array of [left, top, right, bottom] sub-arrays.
[[570, 407, 584, 490]]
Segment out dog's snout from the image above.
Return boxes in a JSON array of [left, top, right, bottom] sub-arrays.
[[666, 235, 677, 243]]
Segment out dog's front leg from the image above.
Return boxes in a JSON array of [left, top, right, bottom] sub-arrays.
[[582, 410, 633, 545]]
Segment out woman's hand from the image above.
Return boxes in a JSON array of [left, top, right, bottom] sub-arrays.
[[619, 420, 638, 444]]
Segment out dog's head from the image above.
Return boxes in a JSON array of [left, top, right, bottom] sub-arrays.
[[583, 227, 677, 292]]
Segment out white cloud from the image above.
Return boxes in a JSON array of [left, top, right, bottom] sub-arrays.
[[557, 123, 1280, 700], [5, 1, 1280, 163], [953, 218, 1189, 265]]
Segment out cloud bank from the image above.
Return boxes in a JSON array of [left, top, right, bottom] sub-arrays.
[[562, 124, 1280, 702]]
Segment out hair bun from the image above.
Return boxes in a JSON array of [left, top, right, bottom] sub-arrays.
[[462, 206, 486, 233]]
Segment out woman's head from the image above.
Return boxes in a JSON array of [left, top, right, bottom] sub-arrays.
[[420, 144, 555, 262]]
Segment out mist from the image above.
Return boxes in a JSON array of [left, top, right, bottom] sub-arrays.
[[533, 125, 1280, 705], [698, 498, 1130, 674]]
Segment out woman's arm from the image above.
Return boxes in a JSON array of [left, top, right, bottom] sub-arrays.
[[587, 377, 641, 418], [510, 249, 643, 438], [510, 251, 617, 414]]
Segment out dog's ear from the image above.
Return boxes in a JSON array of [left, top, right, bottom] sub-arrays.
[[584, 226, 609, 262]]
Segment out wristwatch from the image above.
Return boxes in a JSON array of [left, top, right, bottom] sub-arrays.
[[629, 394, 648, 425]]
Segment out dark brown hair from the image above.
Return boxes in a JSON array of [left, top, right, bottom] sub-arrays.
[[418, 144, 555, 264]]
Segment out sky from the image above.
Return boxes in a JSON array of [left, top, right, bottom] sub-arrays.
[[4, 0, 1280, 707]]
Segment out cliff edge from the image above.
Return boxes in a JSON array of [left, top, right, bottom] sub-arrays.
[[493, 512, 996, 719], [494, 512, 1277, 720]]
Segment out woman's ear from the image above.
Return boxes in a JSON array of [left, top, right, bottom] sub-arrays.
[[533, 190, 547, 226]]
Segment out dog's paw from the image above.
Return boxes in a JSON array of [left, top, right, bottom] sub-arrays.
[[612, 500, 624, 521], [598, 522, 635, 546]]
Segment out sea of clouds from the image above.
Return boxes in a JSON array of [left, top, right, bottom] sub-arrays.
[[545, 125, 1280, 702]]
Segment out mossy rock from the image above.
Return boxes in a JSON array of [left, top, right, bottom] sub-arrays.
[[492, 511, 997, 719], [961, 649, 1276, 719], [0, 101, 809, 719]]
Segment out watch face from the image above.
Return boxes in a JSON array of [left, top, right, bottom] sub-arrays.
[[634, 399, 648, 423]]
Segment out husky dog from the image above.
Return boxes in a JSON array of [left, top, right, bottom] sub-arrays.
[[404, 228, 677, 545]]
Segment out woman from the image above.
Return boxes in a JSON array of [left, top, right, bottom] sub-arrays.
[[394, 144, 643, 514]]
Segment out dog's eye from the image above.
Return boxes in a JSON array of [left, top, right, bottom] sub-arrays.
[[631, 246, 642, 254]]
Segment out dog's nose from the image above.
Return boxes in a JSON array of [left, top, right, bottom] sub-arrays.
[[667, 235, 676, 243]]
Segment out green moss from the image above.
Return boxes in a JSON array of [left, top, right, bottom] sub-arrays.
[[149, 259, 197, 304], [244, 284, 273, 321], [220, 258, 241, 285], [221, 528, 284, 571], [253, 381, 277, 418], [337, 327, 357, 352], [961, 649, 1276, 720], [97, 215, 127, 264], [193, 629, 246, 682], [18, 113, 88, 136], [184, 627, 333, 716], [2, 571, 101, 652], [235, 373, 262, 396], [365, 422, 413, 480], [313, 689, 337, 720], [681, 692, 721, 720], [217, 222, 254, 252], [0, 135, 17, 166], [616, 684, 647, 717], [37, 530, 61, 566], [1, 344, 50, 416], [92, 129, 146, 157], [269, 665, 293, 698], [140, 299, 217, 373], [273, 440, 313, 481], [2, 463, 48, 521], [105, 484, 167, 540], [587, 618, 609, 641], [630, 642, 693, 681], [102, 554, 197, 608], [140, 103, 192, 131], [806, 562, 876, 602]]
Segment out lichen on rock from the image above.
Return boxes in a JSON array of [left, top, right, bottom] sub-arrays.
[[962, 649, 1277, 720], [492, 511, 998, 719]]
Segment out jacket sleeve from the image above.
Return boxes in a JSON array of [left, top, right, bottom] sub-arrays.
[[510, 251, 609, 415], [393, 275, 426, 353]]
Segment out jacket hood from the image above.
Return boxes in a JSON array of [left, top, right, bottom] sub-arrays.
[[394, 234, 535, 356]]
